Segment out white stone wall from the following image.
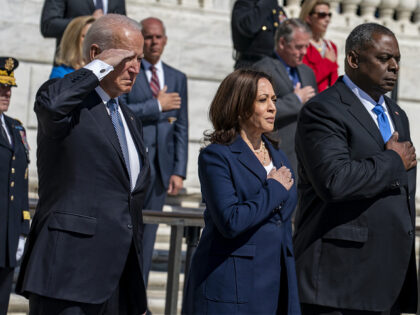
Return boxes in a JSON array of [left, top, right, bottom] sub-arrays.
[[1, 0, 420, 208]]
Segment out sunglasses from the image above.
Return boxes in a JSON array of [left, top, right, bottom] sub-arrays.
[[311, 12, 332, 19]]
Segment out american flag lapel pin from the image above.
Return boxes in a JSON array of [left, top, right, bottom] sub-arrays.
[[395, 111, 399, 115]]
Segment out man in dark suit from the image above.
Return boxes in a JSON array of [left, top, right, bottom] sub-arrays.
[[293, 23, 417, 314], [121, 17, 188, 291], [40, 0, 126, 59], [0, 57, 30, 315], [16, 14, 150, 315], [253, 18, 317, 175], [231, 0, 287, 69]]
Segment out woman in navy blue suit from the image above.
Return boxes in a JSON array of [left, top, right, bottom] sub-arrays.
[[183, 69, 301, 314]]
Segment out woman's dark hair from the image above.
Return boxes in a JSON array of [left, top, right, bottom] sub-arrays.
[[204, 69, 273, 145]]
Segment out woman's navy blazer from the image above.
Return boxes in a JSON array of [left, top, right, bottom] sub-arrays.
[[183, 135, 301, 314]]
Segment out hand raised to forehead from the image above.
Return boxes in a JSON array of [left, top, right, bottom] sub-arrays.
[[95, 49, 136, 68]]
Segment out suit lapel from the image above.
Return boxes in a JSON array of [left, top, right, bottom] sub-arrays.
[[385, 98, 405, 139], [88, 92, 127, 174], [230, 136, 267, 184], [162, 63, 173, 91], [337, 80, 385, 148], [88, 0, 95, 12], [139, 63, 154, 98], [263, 135, 283, 169], [274, 59, 294, 90]]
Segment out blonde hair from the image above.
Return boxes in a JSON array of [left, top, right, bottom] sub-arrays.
[[299, 0, 330, 21], [55, 15, 96, 69]]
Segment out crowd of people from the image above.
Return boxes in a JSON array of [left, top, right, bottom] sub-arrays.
[[0, 0, 417, 314]]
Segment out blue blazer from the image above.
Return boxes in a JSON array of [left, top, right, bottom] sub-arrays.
[[182, 135, 301, 315], [121, 62, 188, 188]]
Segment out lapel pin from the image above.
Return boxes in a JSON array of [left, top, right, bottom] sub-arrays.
[[168, 117, 177, 124], [130, 116, 134, 120], [395, 111, 399, 115]]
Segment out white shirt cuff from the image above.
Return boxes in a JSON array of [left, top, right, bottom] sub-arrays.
[[157, 100, 162, 112], [84, 60, 114, 81]]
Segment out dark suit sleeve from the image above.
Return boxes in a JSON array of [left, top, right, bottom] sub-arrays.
[[121, 93, 161, 123], [232, 0, 277, 38], [296, 100, 407, 202], [40, 0, 72, 38], [35, 68, 99, 139], [199, 145, 289, 239], [172, 73, 188, 178]]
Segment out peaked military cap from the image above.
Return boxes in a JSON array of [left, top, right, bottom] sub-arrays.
[[0, 57, 19, 87]]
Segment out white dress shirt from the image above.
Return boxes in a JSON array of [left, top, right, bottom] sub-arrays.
[[92, 0, 108, 14], [84, 59, 141, 191], [343, 74, 395, 133], [0, 114, 12, 145]]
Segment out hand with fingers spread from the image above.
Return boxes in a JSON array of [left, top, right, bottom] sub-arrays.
[[268, 165, 294, 190], [386, 132, 417, 170], [158, 85, 181, 111], [294, 82, 316, 104]]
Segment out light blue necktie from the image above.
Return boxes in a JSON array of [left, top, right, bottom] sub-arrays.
[[107, 99, 131, 176], [288, 67, 300, 87], [372, 104, 392, 143]]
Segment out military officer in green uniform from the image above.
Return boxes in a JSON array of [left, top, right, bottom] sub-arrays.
[[231, 0, 287, 69], [0, 57, 30, 315]]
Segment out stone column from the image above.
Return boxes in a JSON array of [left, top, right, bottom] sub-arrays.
[[342, 0, 362, 15], [396, 0, 416, 21], [378, 0, 398, 19], [360, 0, 381, 18], [327, 0, 341, 13], [414, 0, 420, 22]]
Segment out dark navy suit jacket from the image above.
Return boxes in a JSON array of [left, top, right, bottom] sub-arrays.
[[121, 62, 188, 188], [16, 69, 150, 310], [182, 135, 301, 314]]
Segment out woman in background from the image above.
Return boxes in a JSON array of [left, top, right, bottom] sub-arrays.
[[49, 15, 95, 79], [299, 0, 338, 92], [182, 69, 300, 314]]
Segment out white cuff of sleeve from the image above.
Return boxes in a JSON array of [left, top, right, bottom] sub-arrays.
[[157, 100, 162, 112], [84, 60, 114, 81]]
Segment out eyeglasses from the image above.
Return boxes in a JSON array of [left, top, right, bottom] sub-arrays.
[[311, 12, 332, 19]]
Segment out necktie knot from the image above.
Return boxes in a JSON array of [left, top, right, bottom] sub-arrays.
[[107, 99, 118, 112], [150, 65, 156, 73], [372, 104, 385, 116]]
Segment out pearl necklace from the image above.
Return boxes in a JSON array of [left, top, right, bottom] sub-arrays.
[[253, 141, 268, 165]]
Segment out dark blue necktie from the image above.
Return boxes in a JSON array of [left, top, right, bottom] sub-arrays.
[[372, 104, 392, 143], [288, 67, 299, 87], [107, 99, 131, 176], [95, 0, 104, 10]]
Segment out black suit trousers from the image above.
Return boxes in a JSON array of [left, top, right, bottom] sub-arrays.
[[0, 267, 14, 315]]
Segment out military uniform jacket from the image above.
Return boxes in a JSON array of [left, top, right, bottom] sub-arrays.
[[231, 0, 282, 58], [16, 69, 150, 309], [0, 115, 30, 268]]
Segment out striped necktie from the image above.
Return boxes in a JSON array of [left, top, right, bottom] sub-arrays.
[[372, 103, 392, 143], [150, 65, 160, 98], [106, 99, 131, 176]]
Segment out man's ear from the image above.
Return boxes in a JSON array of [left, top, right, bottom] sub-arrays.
[[90, 44, 101, 61], [347, 50, 359, 69]]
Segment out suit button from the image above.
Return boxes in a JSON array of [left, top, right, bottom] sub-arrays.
[[127, 224, 133, 229], [276, 220, 282, 226], [10, 195, 14, 201], [12, 155, 16, 160], [11, 168, 15, 174], [10, 181, 14, 187], [408, 230, 414, 237]]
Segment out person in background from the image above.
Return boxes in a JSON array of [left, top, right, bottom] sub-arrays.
[[121, 17, 188, 311], [40, 0, 126, 63], [183, 69, 300, 315], [299, 0, 338, 92], [294, 23, 417, 314], [253, 18, 317, 176], [232, 0, 287, 69], [50, 15, 96, 79], [0, 57, 30, 315]]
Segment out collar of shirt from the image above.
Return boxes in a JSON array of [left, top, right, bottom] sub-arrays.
[[343, 74, 385, 111], [95, 85, 113, 105], [142, 59, 164, 89], [343, 74, 395, 132], [274, 52, 291, 73], [0, 114, 5, 126]]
